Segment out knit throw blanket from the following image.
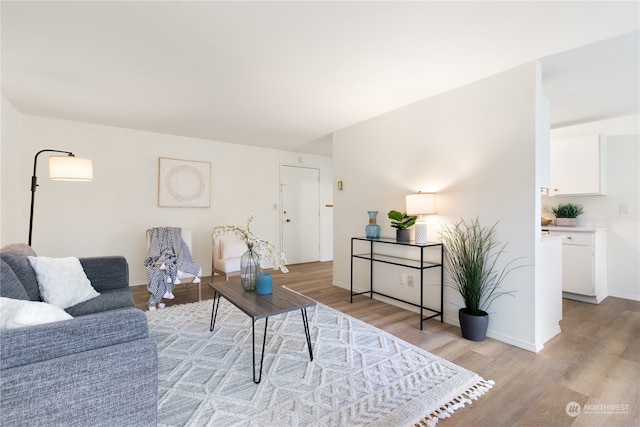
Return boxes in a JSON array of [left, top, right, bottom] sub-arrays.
[[144, 227, 200, 305]]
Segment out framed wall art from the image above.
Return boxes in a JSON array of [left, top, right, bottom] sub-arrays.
[[158, 157, 211, 208]]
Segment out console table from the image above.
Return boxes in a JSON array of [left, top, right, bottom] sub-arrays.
[[350, 237, 444, 330]]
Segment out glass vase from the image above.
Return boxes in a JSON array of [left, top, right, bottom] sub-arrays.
[[365, 211, 380, 239], [240, 246, 260, 292]]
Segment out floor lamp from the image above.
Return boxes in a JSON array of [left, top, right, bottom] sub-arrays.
[[406, 192, 436, 245], [29, 149, 93, 245]]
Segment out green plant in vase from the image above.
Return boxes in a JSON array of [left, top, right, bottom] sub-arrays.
[[388, 210, 416, 242]]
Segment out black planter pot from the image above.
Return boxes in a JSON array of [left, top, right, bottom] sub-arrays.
[[458, 308, 489, 342], [396, 228, 411, 243]]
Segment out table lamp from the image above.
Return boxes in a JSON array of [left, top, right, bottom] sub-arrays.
[[406, 192, 436, 244]]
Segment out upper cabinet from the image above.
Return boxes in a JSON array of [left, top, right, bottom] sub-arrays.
[[549, 134, 607, 196]]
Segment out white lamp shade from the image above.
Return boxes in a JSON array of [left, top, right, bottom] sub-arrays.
[[49, 157, 93, 181], [406, 192, 436, 215]]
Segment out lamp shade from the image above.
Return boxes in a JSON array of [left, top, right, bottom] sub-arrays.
[[48, 156, 93, 181], [406, 192, 436, 215]]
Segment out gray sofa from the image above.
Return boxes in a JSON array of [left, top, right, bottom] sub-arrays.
[[0, 243, 158, 427]]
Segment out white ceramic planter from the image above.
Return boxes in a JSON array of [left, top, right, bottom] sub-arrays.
[[554, 218, 577, 227]]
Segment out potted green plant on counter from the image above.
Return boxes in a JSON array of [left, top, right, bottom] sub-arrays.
[[388, 210, 417, 242], [439, 217, 521, 341], [552, 203, 584, 227]]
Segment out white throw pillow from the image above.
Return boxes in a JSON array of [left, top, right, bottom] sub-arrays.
[[0, 297, 73, 330], [27, 256, 100, 309], [220, 236, 247, 259]]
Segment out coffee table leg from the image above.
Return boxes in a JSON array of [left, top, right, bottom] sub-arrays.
[[253, 317, 269, 384], [210, 292, 221, 332], [301, 308, 313, 361]]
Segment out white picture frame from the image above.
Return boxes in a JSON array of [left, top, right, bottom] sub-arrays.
[[158, 157, 211, 208]]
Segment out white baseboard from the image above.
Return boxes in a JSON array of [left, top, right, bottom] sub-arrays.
[[536, 325, 562, 352], [337, 279, 540, 353], [486, 329, 539, 353], [607, 291, 640, 302], [562, 291, 608, 304]]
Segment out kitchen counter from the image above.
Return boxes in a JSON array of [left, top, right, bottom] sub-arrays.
[[542, 225, 608, 232], [541, 233, 564, 241]]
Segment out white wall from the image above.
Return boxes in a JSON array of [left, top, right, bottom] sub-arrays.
[[0, 105, 333, 285], [544, 115, 640, 301], [1, 95, 24, 243], [333, 62, 545, 351]]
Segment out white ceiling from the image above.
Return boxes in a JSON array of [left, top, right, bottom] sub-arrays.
[[2, 1, 639, 157]]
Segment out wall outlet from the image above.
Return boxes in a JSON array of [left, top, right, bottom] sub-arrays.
[[407, 275, 414, 287], [399, 274, 406, 285]]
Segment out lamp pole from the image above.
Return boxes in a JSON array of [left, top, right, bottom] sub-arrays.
[[28, 149, 75, 246]]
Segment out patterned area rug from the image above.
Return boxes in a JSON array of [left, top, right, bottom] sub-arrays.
[[146, 298, 493, 427]]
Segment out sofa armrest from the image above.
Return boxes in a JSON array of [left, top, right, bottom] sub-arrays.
[[1, 338, 158, 426], [79, 256, 129, 292], [0, 307, 147, 370]]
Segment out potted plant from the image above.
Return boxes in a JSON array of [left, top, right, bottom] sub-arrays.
[[552, 203, 584, 227], [388, 210, 417, 242], [439, 217, 521, 341]]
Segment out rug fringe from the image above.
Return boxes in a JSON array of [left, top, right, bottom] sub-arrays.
[[413, 378, 495, 427]]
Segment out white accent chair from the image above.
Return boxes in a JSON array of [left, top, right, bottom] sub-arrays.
[[212, 233, 244, 280], [146, 228, 203, 303]]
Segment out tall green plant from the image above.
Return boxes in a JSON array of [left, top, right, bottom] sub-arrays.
[[439, 218, 520, 316]]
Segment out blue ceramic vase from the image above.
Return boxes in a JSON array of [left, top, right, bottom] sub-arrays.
[[365, 211, 380, 239]]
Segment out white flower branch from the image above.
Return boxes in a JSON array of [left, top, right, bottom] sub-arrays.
[[213, 214, 289, 273]]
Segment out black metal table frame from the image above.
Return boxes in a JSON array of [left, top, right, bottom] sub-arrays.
[[350, 237, 444, 330], [209, 291, 314, 384]]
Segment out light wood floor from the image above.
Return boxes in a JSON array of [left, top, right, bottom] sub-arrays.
[[133, 262, 639, 427]]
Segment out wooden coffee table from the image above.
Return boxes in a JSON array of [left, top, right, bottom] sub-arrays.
[[208, 281, 316, 384]]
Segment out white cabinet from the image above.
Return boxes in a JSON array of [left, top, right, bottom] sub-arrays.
[[549, 134, 606, 195], [560, 229, 607, 304]]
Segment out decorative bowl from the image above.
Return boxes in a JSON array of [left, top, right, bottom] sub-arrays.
[[541, 218, 553, 226]]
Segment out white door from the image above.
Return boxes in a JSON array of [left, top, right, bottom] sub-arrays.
[[281, 165, 320, 265]]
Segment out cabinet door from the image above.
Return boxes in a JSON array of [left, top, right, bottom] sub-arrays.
[[550, 135, 605, 195], [562, 244, 595, 295]]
